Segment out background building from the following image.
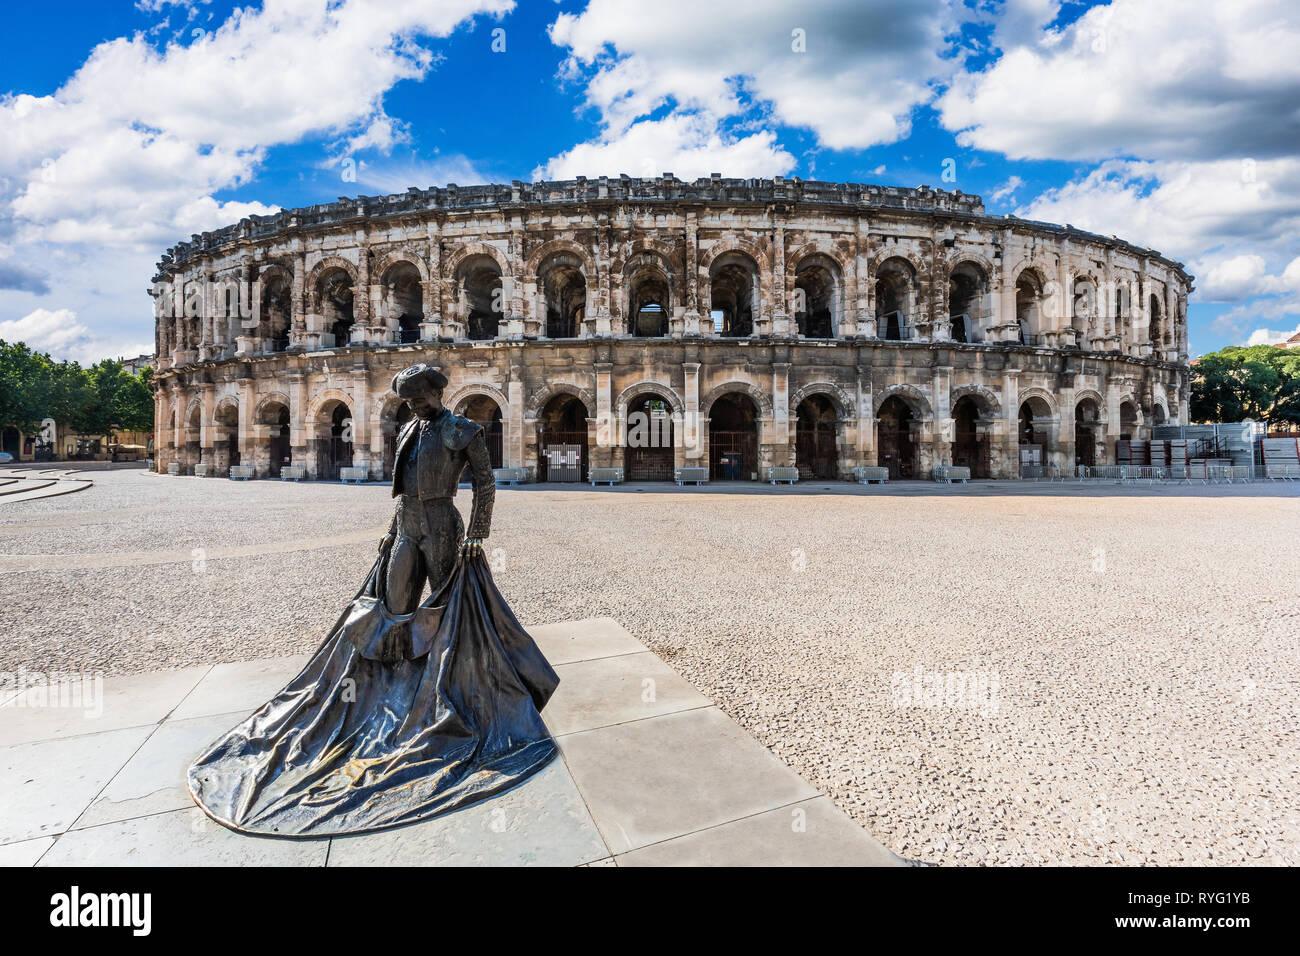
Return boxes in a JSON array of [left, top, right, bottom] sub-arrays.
[[150, 175, 1191, 481]]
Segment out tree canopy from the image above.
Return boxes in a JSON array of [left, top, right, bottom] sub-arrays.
[[0, 339, 154, 440], [1191, 344, 1300, 426]]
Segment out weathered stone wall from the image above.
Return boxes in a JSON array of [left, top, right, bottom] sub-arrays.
[[151, 175, 1192, 481]]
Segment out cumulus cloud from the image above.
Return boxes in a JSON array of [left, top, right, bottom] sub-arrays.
[[0, 308, 152, 365], [542, 0, 966, 177], [0, 0, 512, 363], [0, 259, 49, 294], [939, 0, 1300, 163], [1245, 324, 1300, 346]]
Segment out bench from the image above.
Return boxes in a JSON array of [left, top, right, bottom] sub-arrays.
[[589, 467, 623, 486], [933, 466, 970, 484], [767, 466, 799, 485], [493, 467, 528, 486], [229, 464, 254, 481], [853, 466, 888, 484], [674, 466, 709, 486], [340, 466, 368, 484], [280, 465, 305, 481]]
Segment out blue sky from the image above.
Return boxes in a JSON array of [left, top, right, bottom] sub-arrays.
[[1, 0, 1297, 362]]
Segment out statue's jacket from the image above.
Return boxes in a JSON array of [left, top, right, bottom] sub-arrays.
[[391, 409, 495, 539]]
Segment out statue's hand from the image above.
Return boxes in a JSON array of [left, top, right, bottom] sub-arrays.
[[379, 533, 394, 554], [461, 537, 484, 557]]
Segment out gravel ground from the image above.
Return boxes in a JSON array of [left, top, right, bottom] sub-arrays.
[[2, 468, 1297, 866]]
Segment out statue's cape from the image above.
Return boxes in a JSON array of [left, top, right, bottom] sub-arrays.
[[186, 551, 559, 837]]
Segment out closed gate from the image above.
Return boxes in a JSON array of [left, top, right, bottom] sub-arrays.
[[710, 430, 757, 480], [796, 428, 837, 479], [539, 428, 587, 481], [544, 443, 582, 482]]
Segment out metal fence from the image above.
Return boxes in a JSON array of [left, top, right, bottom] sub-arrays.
[[1076, 464, 1255, 483]]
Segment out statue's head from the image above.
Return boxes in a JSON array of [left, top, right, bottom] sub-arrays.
[[392, 364, 448, 420]]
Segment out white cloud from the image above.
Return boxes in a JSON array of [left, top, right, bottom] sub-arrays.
[[0, 0, 513, 363], [543, 0, 967, 177], [939, 0, 1300, 162], [989, 174, 1023, 203], [535, 113, 795, 181], [1245, 324, 1300, 346], [356, 154, 489, 194], [0, 308, 152, 365]]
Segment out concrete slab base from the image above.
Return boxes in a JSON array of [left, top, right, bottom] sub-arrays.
[[0, 618, 902, 867]]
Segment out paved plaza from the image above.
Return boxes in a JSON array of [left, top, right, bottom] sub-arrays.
[[2, 466, 1298, 865]]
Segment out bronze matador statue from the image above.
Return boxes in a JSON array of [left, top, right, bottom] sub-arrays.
[[188, 363, 559, 837]]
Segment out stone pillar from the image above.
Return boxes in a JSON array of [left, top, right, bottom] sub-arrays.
[[771, 224, 791, 336], [238, 376, 255, 469], [288, 370, 309, 475], [197, 383, 217, 474], [594, 362, 614, 468], [1058, 382, 1076, 474], [351, 365, 371, 477], [683, 211, 701, 332], [506, 372, 525, 468], [682, 362, 703, 460], [772, 363, 790, 463], [1002, 368, 1020, 477], [932, 366, 952, 467], [858, 369, 875, 466], [421, 226, 442, 341]]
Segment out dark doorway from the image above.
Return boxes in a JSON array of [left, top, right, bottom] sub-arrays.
[[876, 395, 916, 479], [539, 395, 588, 482], [625, 395, 674, 480], [320, 403, 352, 480], [951, 396, 990, 478], [709, 393, 759, 480], [2, 427, 20, 457], [795, 394, 838, 479]]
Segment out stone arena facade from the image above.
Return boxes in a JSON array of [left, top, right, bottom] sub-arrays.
[[150, 175, 1192, 483]]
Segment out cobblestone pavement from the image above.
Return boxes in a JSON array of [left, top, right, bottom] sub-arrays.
[[2, 469, 1297, 865]]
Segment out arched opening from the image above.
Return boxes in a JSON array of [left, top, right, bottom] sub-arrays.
[[709, 393, 759, 480], [709, 252, 757, 337], [540, 253, 586, 339], [259, 272, 292, 352], [185, 404, 202, 474], [627, 257, 671, 337], [624, 394, 675, 480], [875, 257, 914, 341], [538, 395, 588, 482], [876, 395, 917, 479], [1072, 277, 1096, 347], [261, 401, 291, 478], [214, 401, 240, 474], [795, 394, 838, 478], [1075, 398, 1101, 467], [313, 401, 353, 481], [1016, 271, 1047, 344], [951, 396, 990, 478], [794, 256, 838, 338], [1018, 396, 1052, 476], [947, 262, 987, 343], [1148, 293, 1163, 348], [456, 255, 503, 341], [318, 267, 355, 347], [381, 400, 413, 480], [1120, 400, 1140, 441], [1153, 403, 1168, 426], [457, 394, 504, 470], [383, 261, 423, 344], [2, 426, 21, 458]]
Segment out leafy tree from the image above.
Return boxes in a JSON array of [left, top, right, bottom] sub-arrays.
[[0, 340, 55, 434], [1191, 344, 1300, 426]]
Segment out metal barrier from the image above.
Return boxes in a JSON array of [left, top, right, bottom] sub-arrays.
[[1077, 463, 1256, 484]]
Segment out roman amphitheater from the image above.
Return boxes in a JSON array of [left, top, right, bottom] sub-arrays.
[[149, 175, 1191, 483]]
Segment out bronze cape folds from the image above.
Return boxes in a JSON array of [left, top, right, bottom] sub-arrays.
[[187, 405, 559, 838]]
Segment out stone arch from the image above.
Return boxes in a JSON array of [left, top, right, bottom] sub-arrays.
[[789, 381, 853, 419], [443, 241, 510, 280], [255, 261, 294, 286], [214, 394, 239, 418], [874, 383, 933, 419], [949, 383, 1001, 418], [373, 247, 430, 284], [1016, 386, 1060, 417], [254, 391, 292, 423], [1117, 394, 1143, 425], [445, 382, 511, 419], [869, 248, 923, 273], [698, 237, 769, 274], [1073, 388, 1107, 419], [525, 381, 596, 419], [618, 236, 683, 273], [701, 380, 773, 419], [788, 240, 851, 275], [304, 255, 359, 305], [941, 249, 996, 276], [615, 380, 685, 418], [305, 388, 354, 422], [525, 238, 598, 280]]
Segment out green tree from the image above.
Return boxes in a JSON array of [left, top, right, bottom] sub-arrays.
[[1191, 344, 1300, 426], [0, 339, 56, 434]]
